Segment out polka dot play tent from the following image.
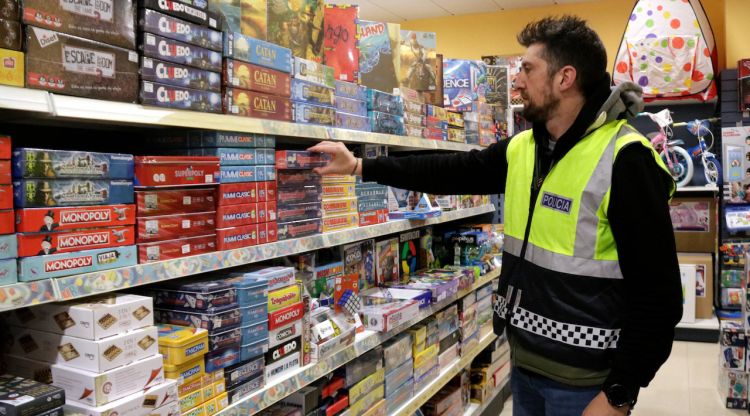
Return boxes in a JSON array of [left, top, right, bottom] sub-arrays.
[[612, 0, 717, 102]]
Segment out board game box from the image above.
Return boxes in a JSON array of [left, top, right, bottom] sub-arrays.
[[187, 131, 271, 148], [140, 0, 218, 28], [223, 58, 291, 96], [369, 111, 404, 135], [358, 20, 399, 94], [217, 224, 258, 250], [140, 9, 222, 51], [219, 165, 259, 183], [367, 89, 404, 115], [141, 33, 222, 72], [267, 0, 325, 63], [335, 80, 367, 101], [399, 30, 437, 91], [278, 185, 322, 206], [293, 102, 336, 126], [277, 202, 322, 223], [18, 245, 137, 281], [140, 57, 222, 92], [275, 151, 331, 170], [0, 18, 21, 51], [293, 57, 335, 88], [218, 182, 257, 206], [12, 148, 134, 180], [323, 5, 359, 82], [216, 203, 258, 228], [335, 96, 367, 117], [375, 237, 399, 285], [336, 112, 370, 132], [0, 47, 23, 87], [138, 234, 216, 263], [277, 169, 321, 187], [18, 226, 134, 257], [136, 188, 215, 216], [141, 80, 223, 113], [291, 78, 335, 106], [223, 88, 292, 122], [13, 179, 134, 208], [137, 211, 216, 242], [277, 218, 322, 240], [223, 31, 292, 74], [0, 375, 65, 416], [134, 156, 219, 187], [15, 204, 135, 233], [0, 0, 19, 20]]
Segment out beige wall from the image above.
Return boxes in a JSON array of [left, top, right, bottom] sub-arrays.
[[725, 0, 750, 66]]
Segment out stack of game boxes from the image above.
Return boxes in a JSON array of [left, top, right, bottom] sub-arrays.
[[339, 346, 385, 415], [157, 324, 228, 415], [411, 319, 440, 397], [457, 292, 479, 356], [719, 320, 748, 409], [368, 89, 405, 135], [13, 148, 137, 282], [223, 31, 293, 122], [425, 104, 450, 141], [1, 294, 178, 415], [402, 93, 428, 140], [0, 375, 65, 416], [292, 57, 337, 127], [321, 175, 359, 233], [22, 1, 139, 102], [138, 0, 222, 112], [356, 146, 389, 227], [464, 102, 497, 147], [276, 151, 329, 240], [475, 280, 496, 338], [422, 383, 463, 416], [447, 111, 466, 143], [0, 136, 12, 285], [383, 333, 414, 414], [0, 1, 22, 88], [335, 80, 370, 132], [470, 336, 510, 406], [133, 155, 219, 263], [265, 273, 304, 385], [436, 304, 461, 365]]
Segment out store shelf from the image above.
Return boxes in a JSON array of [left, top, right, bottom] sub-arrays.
[[675, 317, 720, 343], [676, 317, 720, 330], [463, 377, 510, 416], [0, 85, 483, 152], [391, 332, 498, 416], [216, 268, 501, 416], [0, 205, 494, 311], [676, 185, 720, 193]]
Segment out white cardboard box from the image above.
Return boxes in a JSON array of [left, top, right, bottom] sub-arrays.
[[3, 353, 53, 383], [51, 354, 166, 406], [679, 264, 697, 324], [2, 294, 153, 340], [265, 352, 301, 384], [359, 300, 419, 332], [62, 379, 178, 416], [8, 325, 158, 373]]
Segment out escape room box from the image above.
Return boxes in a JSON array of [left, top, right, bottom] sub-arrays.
[[15, 204, 136, 233], [141, 57, 221, 92], [13, 179, 134, 208], [140, 9, 222, 51], [134, 156, 220, 187], [22, 0, 136, 49], [223, 87, 292, 122], [669, 195, 716, 252], [141, 33, 222, 72], [0, 0, 18, 21], [224, 58, 291, 96], [25, 27, 139, 102], [17, 226, 134, 257], [12, 149, 134, 180], [140, 80, 222, 113]]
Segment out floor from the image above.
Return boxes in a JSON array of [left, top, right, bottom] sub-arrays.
[[499, 341, 746, 415]]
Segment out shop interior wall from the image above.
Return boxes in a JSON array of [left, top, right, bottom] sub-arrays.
[[724, 0, 750, 67], [401, 0, 727, 71]]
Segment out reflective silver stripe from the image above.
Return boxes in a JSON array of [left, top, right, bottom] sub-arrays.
[[510, 305, 620, 350], [505, 235, 523, 257]]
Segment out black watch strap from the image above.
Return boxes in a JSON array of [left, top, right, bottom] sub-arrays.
[[604, 383, 636, 408]]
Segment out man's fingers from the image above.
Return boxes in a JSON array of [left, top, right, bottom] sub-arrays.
[[307, 141, 341, 154]]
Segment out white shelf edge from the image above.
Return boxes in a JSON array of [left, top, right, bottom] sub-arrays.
[[676, 185, 720, 193], [392, 332, 498, 416], [216, 269, 502, 415], [676, 317, 720, 330], [0, 205, 495, 312]]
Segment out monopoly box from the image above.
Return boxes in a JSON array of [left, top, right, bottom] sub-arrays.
[[136, 211, 216, 242], [223, 32, 292, 74], [141, 57, 221, 92], [140, 0, 218, 28], [134, 156, 220, 187], [15, 204, 136, 233], [223, 59, 291, 96], [17, 226, 135, 257], [268, 302, 304, 331], [138, 234, 216, 263], [136, 188, 215, 216], [141, 33, 222, 72], [140, 81, 222, 113], [12, 148, 134, 180], [336, 112, 371, 132], [216, 225, 259, 250], [291, 79, 335, 106], [223, 88, 292, 122], [292, 57, 335, 88], [140, 9, 222, 51], [18, 245, 137, 281]]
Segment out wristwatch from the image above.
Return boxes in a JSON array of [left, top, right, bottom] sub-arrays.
[[604, 383, 636, 408]]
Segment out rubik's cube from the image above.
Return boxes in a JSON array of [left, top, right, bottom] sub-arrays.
[[338, 290, 362, 315]]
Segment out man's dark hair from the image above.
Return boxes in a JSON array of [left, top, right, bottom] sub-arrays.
[[517, 15, 607, 96]]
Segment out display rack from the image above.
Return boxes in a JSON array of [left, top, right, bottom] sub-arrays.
[[216, 269, 501, 415], [0, 85, 483, 152], [675, 317, 720, 343], [676, 185, 720, 193], [0, 205, 495, 311], [391, 332, 498, 416], [463, 377, 510, 416]]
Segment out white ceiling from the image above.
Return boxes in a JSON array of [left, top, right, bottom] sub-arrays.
[[325, 0, 594, 23]]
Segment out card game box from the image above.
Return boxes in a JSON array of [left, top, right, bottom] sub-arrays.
[[223, 58, 291, 96], [7, 325, 158, 373], [223, 32, 292, 74], [22, 0, 136, 49], [216, 203, 258, 228], [0, 374, 65, 416], [140, 9, 222, 51], [140, 0, 217, 28], [137, 211, 216, 242], [291, 79, 335, 106], [277, 169, 321, 187], [12, 148, 134, 180], [218, 182, 257, 206], [369, 111, 405, 135], [293, 102, 336, 126], [216, 224, 258, 250], [134, 156, 219, 187], [17, 225, 134, 257], [52, 353, 165, 407], [227, 371, 264, 404], [336, 96, 367, 117], [188, 131, 274, 148], [367, 89, 404, 115], [359, 209, 388, 227], [276, 151, 330, 170], [322, 213, 358, 233], [16, 205, 133, 234], [293, 57, 335, 89], [62, 378, 178, 416], [136, 188, 215, 216], [219, 165, 258, 183], [278, 185, 322, 206], [223, 88, 292, 122], [138, 234, 216, 263], [26, 27, 139, 102], [322, 198, 357, 216], [0, 18, 21, 51], [142, 33, 221, 72], [335, 80, 367, 101], [322, 184, 356, 199], [278, 218, 322, 240], [277, 202, 322, 223], [13, 179, 134, 208], [141, 57, 221, 92], [0, 47, 22, 87], [140, 80, 222, 113], [336, 112, 371, 132]]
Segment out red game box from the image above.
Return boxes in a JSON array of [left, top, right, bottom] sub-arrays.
[[134, 156, 220, 187], [359, 209, 388, 227], [259, 181, 277, 202], [268, 302, 305, 330], [0, 209, 13, 234], [275, 151, 330, 169], [265, 201, 277, 222], [216, 225, 258, 250], [15, 205, 136, 233], [218, 183, 258, 206], [136, 188, 216, 216], [137, 211, 216, 242], [267, 222, 278, 243], [17, 226, 135, 257], [223, 88, 292, 122], [0, 160, 10, 184], [216, 203, 259, 228], [138, 234, 216, 263], [0, 136, 10, 159], [223, 59, 292, 97], [0, 184, 12, 209]]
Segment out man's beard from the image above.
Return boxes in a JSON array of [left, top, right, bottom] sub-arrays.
[[522, 82, 560, 123]]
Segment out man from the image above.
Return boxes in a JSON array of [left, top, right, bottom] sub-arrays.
[[310, 16, 682, 416]]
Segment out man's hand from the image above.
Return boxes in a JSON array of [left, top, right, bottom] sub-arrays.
[[582, 392, 630, 416], [307, 141, 360, 176]]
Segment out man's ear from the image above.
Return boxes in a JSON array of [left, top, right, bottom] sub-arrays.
[[558, 65, 578, 92]]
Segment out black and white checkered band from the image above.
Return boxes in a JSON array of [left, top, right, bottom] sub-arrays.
[[509, 307, 620, 350]]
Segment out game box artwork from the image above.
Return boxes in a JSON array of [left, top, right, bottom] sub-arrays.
[[267, 0, 325, 63], [399, 30, 437, 92], [323, 5, 359, 82], [358, 20, 400, 94]]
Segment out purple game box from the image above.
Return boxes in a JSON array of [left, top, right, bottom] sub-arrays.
[[142, 32, 222, 72], [141, 57, 221, 92], [140, 81, 222, 113]]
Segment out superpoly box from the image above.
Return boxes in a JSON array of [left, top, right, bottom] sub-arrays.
[[139, 0, 217, 28], [13, 179, 133, 208], [223, 88, 292, 122], [62, 379, 178, 416], [7, 325, 158, 373], [217, 225, 258, 250], [223, 32, 292, 74], [291, 79, 335, 106], [218, 183, 258, 206], [141, 56, 222, 92], [0, 374, 65, 416], [140, 9, 222, 51], [22, 0, 136, 49], [25, 27, 139, 102], [138, 234, 216, 263], [336, 112, 371, 132], [137, 211, 215, 242], [140, 81, 222, 113], [0, 47, 23, 87], [216, 203, 259, 228], [136, 188, 215, 216], [292, 102, 336, 126], [12, 149, 134, 180], [18, 245, 137, 282], [134, 156, 219, 187], [223, 59, 291, 96], [17, 226, 134, 257], [2, 294, 153, 340], [275, 151, 330, 170], [52, 354, 166, 407], [16, 204, 135, 233], [292, 57, 334, 88], [141, 33, 222, 72]]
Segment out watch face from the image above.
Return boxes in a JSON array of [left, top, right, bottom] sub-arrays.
[[606, 384, 632, 407]]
